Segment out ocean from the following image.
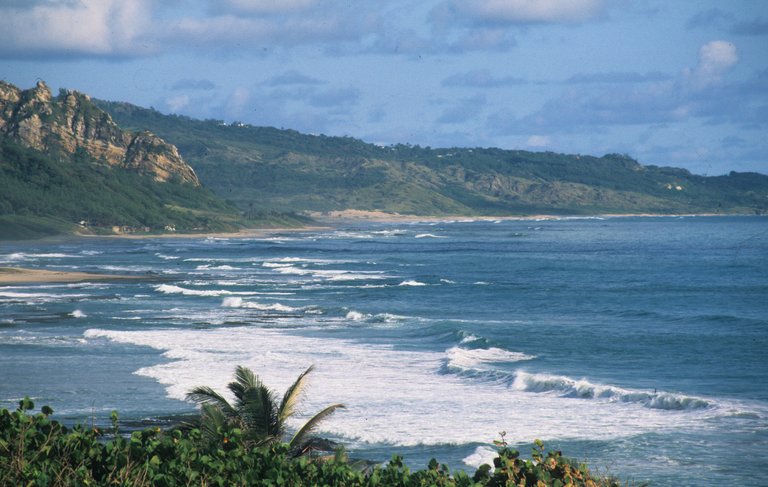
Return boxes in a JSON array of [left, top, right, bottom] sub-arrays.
[[1, 216, 766, 486]]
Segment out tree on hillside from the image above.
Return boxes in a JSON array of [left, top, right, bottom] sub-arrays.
[[186, 365, 344, 453]]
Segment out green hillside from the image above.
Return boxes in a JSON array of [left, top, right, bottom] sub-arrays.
[[97, 101, 768, 217], [0, 81, 249, 240], [0, 140, 243, 240]]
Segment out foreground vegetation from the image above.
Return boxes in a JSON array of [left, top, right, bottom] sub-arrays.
[[187, 365, 345, 451], [1, 397, 630, 487]]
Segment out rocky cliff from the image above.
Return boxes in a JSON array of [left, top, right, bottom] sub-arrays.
[[0, 80, 198, 185]]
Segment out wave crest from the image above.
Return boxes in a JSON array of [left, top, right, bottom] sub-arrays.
[[221, 297, 298, 312], [512, 371, 711, 410]]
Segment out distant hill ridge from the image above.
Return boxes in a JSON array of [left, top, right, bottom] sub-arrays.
[[97, 99, 768, 217]]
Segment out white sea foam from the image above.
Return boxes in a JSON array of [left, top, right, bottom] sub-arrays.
[[459, 334, 481, 344], [3, 252, 80, 261], [155, 253, 180, 260], [195, 264, 238, 271], [83, 326, 732, 448], [512, 371, 711, 410], [462, 446, 499, 469], [263, 262, 293, 268], [0, 291, 89, 303], [344, 311, 407, 325], [70, 309, 87, 318], [221, 297, 298, 312], [399, 280, 427, 286], [272, 266, 387, 282], [415, 233, 446, 239], [100, 265, 155, 272], [346, 310, 368, 321], [446, 346, 535, 373], [154, 284, 259, 297]]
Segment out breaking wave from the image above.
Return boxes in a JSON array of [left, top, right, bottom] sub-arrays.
[[221, 297, 298, 312], [512, 371, 712, 411]]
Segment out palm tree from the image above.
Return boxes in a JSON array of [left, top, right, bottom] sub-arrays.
[[186, 365, 344, 451]]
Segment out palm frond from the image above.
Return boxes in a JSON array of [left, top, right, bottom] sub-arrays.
[[198, 403, 229, 444], [186, 386, 237, 418], [288, 403, 345, 450], [229, 365, 262, 405], [240, 384, 279, 439], [279, 365, 314, 424]]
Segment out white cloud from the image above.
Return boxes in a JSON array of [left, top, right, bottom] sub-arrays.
[[526, 135, 551, 147], [165, 94, 190, 112], [695, 40, 738, 80], [224, 86, 251, 119], [216, 0, 317, 15], [0, 0, 153, 58], [433, 0, 607, 25]]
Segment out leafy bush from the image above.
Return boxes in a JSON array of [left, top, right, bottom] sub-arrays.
[[0, 398, 631, 487]]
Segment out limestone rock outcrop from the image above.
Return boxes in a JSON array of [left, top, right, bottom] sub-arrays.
[[0, 80, 199, 186]]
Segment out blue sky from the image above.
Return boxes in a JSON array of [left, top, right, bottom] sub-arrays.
[[1, 0, 766, 175]]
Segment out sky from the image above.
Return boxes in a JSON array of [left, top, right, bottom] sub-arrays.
[[1, 0, 766, 176]]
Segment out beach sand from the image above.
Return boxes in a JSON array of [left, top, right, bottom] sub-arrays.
[[0, 267, 148, 284]]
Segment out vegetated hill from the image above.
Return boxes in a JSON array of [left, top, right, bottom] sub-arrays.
[[0, 81, 246, 240], [97, 100, 768, 217]]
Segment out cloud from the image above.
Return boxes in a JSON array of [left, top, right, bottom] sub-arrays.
[[432, 0, 607, 26], [165, 94, 191, 112], [161, 9, 365, 52], [213, 0, 317, 15], [308, 87, 361, 108], [526, 135, 551, 147], [686, 8, 768, 36], [223, 86, 251, 119], [171, 78, 217, 90], [443, 69, 528, 87], [691, 40, 738, 86], [0, 0, 153, 59], [567, 71, 672, 84], [686, 8, 733, 29], [730, 19, 768, 36], [266, 70, 325, 86], [0, 0, 371, 59], [435, 95, 486, 124], [487, 40, 753, 136]]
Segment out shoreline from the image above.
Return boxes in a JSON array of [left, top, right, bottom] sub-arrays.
[[3, 212, 756, 244], [308, 209, 736, 224], [75, 225, 331, 240], [0, 267, 151, 285]]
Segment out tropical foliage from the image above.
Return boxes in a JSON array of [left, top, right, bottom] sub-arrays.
[[186, 365, 345, 453], [0, 398, 631, 486]]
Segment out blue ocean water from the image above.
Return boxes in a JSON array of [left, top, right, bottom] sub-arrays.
[[1, 216, 766, 486]]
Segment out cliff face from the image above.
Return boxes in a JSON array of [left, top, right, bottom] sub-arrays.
[[0, 80, 199, 186]]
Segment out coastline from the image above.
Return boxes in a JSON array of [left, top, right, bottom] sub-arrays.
[[3, 212, 751, 244], [0, 267, 148, 285], [75, 225, 331, 240], [308, 209, 733, 224]]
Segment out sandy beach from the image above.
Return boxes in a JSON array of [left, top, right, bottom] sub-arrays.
[[0, 267, 148, 284]]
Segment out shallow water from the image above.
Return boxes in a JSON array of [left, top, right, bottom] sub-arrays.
[[1, 216, 767, 486]]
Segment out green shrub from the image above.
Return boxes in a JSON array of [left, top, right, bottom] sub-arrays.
[[0, 399, 628, 486]]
